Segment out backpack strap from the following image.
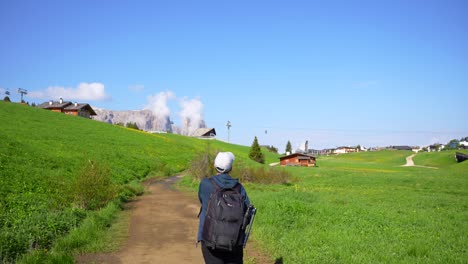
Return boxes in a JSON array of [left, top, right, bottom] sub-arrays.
[[210, 177, 241, 193], [198, 178, 219, 218], [209, 177, 220, 191], [233, 182, 241, 193]]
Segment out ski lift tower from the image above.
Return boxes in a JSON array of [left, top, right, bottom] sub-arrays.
[[226, 120, 232, 143], [18, 88, 28, 102]]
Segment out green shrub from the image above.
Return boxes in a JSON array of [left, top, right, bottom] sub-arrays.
[[233, 163, 294, 184], [189, 150, 217, 180], [152, 160, 177, 177], [71, 161, 117, 210], [118, 181, 145, 202]]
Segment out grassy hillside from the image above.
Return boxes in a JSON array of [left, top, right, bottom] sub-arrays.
[[0, 102, 179, 261], [0, 101, 271, 262], [413, 149, 468, 168]]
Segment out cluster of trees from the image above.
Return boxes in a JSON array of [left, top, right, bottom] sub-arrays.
[[444, 137, 468, 150], [115, 122, 140, 130], [248, 137, 295, 164], [418, 137, 468, 152], [264, 145, 278, 153]]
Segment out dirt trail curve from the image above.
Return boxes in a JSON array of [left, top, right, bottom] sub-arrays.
[[402, 154, 416, 166], [77, 176, 270, 264], [402, 154, 438, 169]]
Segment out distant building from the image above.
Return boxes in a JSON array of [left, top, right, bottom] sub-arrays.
[[390, 146, 413, 151], [192, 128, 216, 139], [334, 146, 359, 154], [38, 98, 96, 118], [149, 130, 168, 134], [428, 143, 444, 152], [411, 146, 422, 153], [279, 153, 316, 167], [307, 148, 334, 156], [460, 139, 468, 149]]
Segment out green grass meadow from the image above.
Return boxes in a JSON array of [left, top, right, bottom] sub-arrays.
[[1, 101, 467, 263], [245, 151, 467, 263]]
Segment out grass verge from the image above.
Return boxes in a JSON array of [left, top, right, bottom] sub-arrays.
[[17, 200, 130, 263]]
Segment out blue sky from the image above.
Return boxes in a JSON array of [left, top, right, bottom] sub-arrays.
[[1, 0, 467, 151]]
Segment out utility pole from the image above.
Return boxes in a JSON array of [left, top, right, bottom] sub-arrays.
[[17, 88, 28, 102], [226, 121, 231, 143]]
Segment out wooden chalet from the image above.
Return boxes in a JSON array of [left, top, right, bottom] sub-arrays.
[[192, 128, 216, 138], [279, 153, 316, 167], [38, 98, 96, 118]]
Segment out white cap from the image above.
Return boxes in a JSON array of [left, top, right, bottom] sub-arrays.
[[214, 152, 235, 173]]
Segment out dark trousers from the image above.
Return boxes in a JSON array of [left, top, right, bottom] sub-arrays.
[[201, 241, 243, 264]]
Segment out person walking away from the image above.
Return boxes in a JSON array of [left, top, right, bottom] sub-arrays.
[[197, 152, 251, 264]]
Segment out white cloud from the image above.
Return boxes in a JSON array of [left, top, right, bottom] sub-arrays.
[[179, 97, 204, 135], [29, 82, 111, 101], [145, 91, 176, 119], [144, 91, 177, 132], [129, 84, 144, 92], [143, 91, 206, 135]]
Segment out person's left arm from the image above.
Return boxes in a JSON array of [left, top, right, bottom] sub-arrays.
[[241, 185, 251, 207], [198, 178, 212, 209]]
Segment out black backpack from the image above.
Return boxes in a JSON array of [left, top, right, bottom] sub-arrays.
[[202, 178, 245, 251]]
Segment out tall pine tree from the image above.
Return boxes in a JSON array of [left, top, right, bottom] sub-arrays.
[[249, 136, 265, 164], [285, 140, 292, 154]]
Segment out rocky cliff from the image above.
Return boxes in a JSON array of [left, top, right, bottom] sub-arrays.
[[92, 108, 207, 135], [93, 108, 173, 132]]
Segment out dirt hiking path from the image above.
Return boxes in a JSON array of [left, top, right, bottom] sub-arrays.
[[402, 154, 438, 169], [77, 176, 270, 264]]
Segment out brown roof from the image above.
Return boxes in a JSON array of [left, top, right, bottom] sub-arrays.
[[336, 146, 357, 149], [38, 101, 72, 109], [192, 128, 216, 137], [279, 153, 316, 160], [37, 100, 96, 115], [64, 103, 97, 115]]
